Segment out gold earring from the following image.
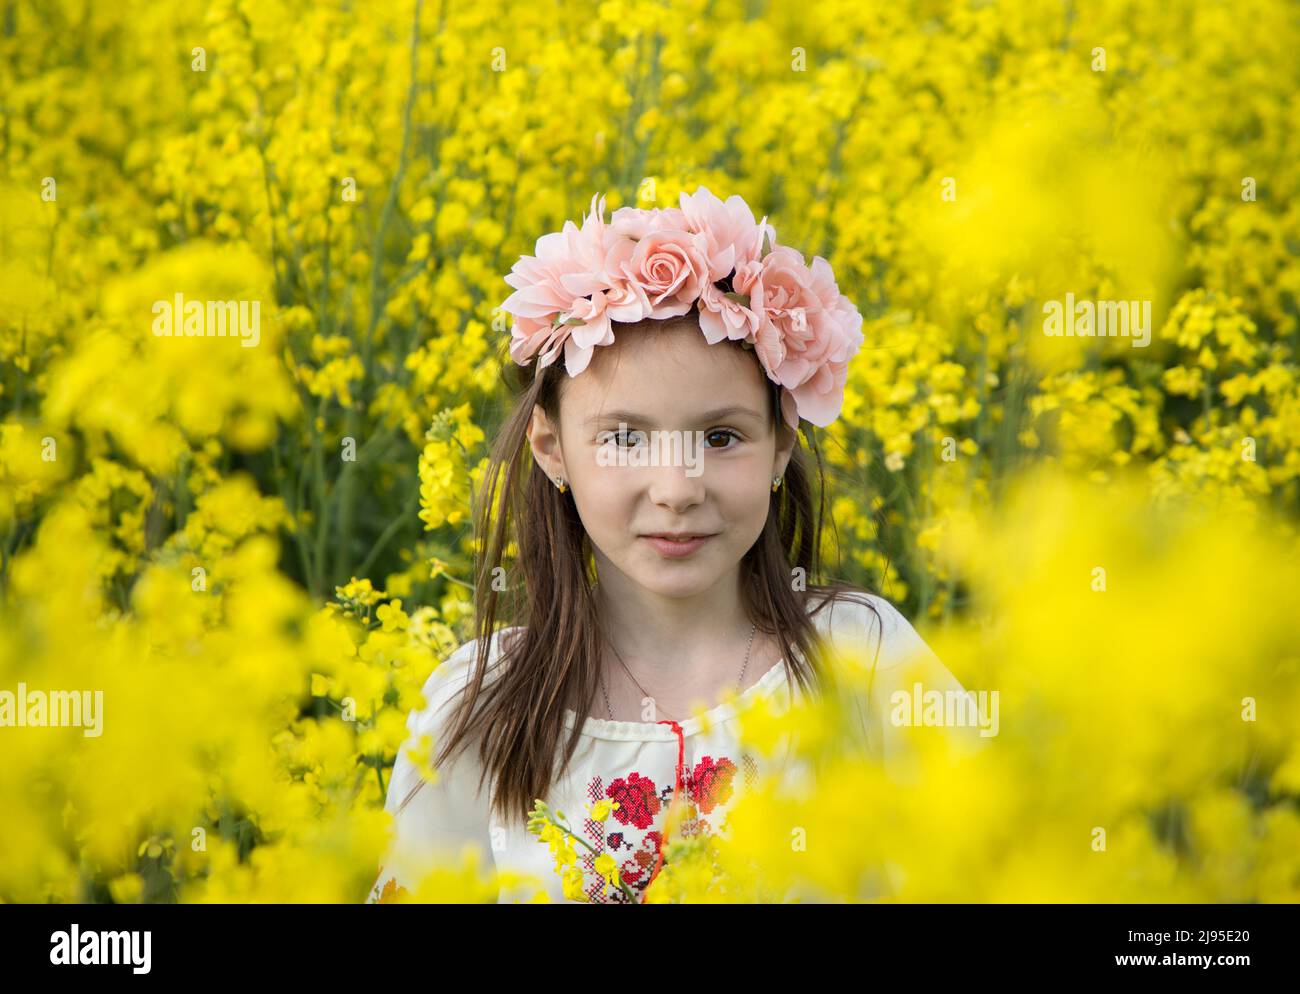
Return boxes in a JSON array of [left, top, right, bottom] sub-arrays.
[[554, 475, 568, 494], [771, 476, 782, 492]]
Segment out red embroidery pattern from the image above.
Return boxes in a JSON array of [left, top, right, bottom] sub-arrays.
[[578, 743, 754, 904], [691, 755, 737, 814], [606, 771, 660, 830]]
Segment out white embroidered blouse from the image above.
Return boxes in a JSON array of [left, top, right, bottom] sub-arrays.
[[366, 592, 971, 904]]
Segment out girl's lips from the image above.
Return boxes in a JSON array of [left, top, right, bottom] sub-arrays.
[[641, 534, 714, 558]]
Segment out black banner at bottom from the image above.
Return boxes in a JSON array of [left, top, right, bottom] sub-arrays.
[[0, 902, 1289, 981]]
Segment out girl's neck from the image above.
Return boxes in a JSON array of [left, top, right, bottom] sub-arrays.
[[589, 580, 777, 722], [593, 580, 753, 672]]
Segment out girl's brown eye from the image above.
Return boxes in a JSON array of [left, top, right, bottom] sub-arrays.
[[705, 429, 741, 449], [606, 429, 646, 448]]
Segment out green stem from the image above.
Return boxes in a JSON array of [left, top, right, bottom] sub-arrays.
[[356, 483, 418, 579], [311, 397, 330, 599], [273, 432, 315, 592], [440, 572, 475, 591]]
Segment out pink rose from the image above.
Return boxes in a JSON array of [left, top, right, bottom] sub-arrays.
[[755, 247, 863, 427], [752, 245, 812, 375], [596, 235, 652, 321], [624, 227, 710, 320]]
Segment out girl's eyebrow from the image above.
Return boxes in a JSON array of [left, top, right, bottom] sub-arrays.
[[585, 405, 764, 426]]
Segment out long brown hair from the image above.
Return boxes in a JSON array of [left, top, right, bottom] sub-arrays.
[[412, 314, 882, 829]]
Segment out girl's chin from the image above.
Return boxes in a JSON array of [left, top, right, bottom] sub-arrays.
[[632, 576, 718, 600]]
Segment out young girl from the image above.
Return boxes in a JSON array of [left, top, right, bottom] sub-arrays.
[[366, 188, 971, 904]]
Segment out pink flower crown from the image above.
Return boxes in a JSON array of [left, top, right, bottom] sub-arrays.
[[499, 186, 864, 429]]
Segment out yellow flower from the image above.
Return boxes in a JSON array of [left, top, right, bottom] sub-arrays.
[[376, 599, 409, 632], [335, 577, 383, 607], [402, 733, 439, 789], [561, 866, 589, 902], [593, 853, 620, 895]]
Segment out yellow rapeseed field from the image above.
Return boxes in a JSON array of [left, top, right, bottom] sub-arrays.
[[1, 0, 1297, 902]]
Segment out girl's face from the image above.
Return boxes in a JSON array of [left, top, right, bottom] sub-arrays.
[[526, 321, 796, 601]]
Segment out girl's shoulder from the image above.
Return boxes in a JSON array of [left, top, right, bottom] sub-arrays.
[[384, 625, 521, 818], [412, 625, 520, 717], [807, 589, 938, 673]]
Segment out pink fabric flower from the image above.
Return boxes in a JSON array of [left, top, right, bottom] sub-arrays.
[[697, 258, 765, 345], [503, 194, 652, 373], [679, 186, 774, 279], [501, 198, 599, 323], [623, 227, 710, 320], [754, 246, 863, 426], [685, 186, 776, 346], [610, 204, 690, 239], [507, 315, 569, 368]]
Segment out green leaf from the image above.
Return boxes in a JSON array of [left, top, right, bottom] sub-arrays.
[[723, 292, 751, 306]]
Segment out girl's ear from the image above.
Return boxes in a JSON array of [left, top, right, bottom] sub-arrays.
[[774, 418, 798, 478], [526, 403, 566, 481]]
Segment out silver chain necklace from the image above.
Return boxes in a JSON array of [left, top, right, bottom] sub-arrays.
[[599, 621, 757, 722]]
